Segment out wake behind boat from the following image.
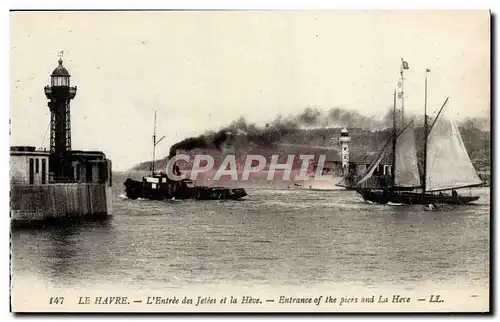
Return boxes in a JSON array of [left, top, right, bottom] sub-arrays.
[[300, 175, 345, 191]]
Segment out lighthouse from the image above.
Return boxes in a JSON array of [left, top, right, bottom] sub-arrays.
[[339, 128, 351, 176], [45, 55, 77, 154], [44, 55, 77, 179]]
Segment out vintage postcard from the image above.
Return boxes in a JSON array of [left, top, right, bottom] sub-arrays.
[[9, 10, 491, 313]]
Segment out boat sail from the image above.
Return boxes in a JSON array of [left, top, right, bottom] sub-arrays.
[[356, 138, 391, 187], [355, 120, 419, 188], [394, 121, 420, 188], [425, 99, 482, 192]]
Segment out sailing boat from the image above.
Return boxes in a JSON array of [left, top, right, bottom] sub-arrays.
[[355, 90, 421, 202], [356, 69, 482, 205]]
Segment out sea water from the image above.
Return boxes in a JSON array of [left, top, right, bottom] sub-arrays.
[[10, 180, 490, 307]]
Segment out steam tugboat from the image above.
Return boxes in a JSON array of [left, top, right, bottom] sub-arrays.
[[124, 169, 248, 201], [123, 112, 247, 201]]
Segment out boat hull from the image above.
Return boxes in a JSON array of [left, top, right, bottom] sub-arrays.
[[357, 189, 479, 205], [124, 178, 247, 201]]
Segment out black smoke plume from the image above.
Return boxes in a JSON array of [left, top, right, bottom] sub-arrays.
[[168, 115, 300, 158], [167, 105, 448, 157]]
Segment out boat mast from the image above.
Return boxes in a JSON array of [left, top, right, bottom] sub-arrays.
[[423, 68, 430, 193], [151, 110, 166, 176], [152, 111, 157, 175], [391, 89, 397, 185], [400, 58, 406, 127]]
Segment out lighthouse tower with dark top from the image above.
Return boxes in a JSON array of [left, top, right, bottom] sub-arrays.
[[10, 54, 113, 224], [44, 55, 77, 179]]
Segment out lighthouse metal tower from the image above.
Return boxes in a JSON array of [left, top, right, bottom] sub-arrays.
[[44, 54, 77, 179]]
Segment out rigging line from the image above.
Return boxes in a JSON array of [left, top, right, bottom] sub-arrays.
[[428, 97, 450, 134], [397, 119, 414, 137], [40, 119, 50, 149]]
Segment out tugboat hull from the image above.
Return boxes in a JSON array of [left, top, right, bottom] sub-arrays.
[[124, 177, 247, 201], [357, 189, 479, 205]]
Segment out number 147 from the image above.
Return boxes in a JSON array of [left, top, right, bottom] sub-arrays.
[[49, 297, 64, 304]]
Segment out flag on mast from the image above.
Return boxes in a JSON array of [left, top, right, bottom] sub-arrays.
[[426, 68, 431, 72], [402, 60, 409, 70]]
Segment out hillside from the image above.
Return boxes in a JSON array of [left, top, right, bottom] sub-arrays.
[[132, 125, 490, 183], [131, 105, 490, 180]]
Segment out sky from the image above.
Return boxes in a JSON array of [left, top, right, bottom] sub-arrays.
[[10, 10, 490, 170]]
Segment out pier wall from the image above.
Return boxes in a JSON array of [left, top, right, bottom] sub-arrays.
[[10, 183, 112, 222]]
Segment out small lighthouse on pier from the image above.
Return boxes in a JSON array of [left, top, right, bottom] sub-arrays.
[[339, 128, 350, 176], [10, 53, 114, 224]]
